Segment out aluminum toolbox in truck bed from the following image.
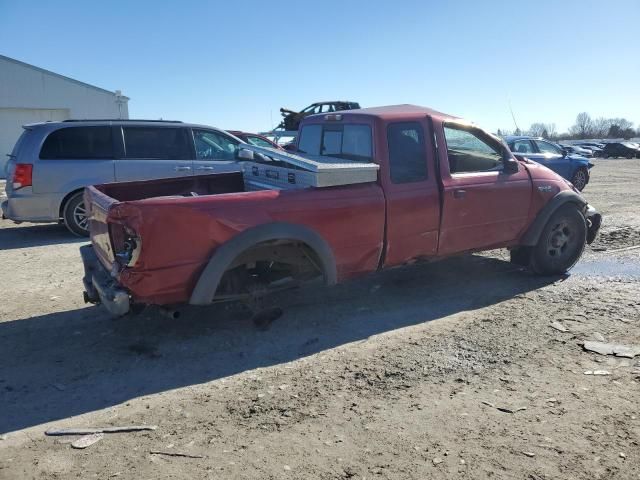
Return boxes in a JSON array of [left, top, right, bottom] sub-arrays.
[[238, 144, 379, 190]]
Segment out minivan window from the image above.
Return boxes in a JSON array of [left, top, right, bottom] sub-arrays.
[[123, 127, 190, 160], [40, 126, 113, 159], [193, 129, 238, 160], [297, 123, 372, 161], [387, 122, 427, 183]]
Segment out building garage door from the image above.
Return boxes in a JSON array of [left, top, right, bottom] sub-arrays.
[[0, 108, 69, 177]]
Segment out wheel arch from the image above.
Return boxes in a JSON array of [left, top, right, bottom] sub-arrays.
[[519, 190, 587, 247], [58, 188, 85, 218], [189, 222, 338, 305]]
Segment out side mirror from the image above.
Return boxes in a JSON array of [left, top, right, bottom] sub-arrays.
[[236, 148, 254, 161], [503, 150, 519, 173]]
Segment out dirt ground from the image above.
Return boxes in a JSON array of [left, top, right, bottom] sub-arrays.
[[1, 159, 639, 480]]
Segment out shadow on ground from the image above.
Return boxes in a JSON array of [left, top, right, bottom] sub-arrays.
[[0, 255, 555, 434], [0, 221, 84, 250]]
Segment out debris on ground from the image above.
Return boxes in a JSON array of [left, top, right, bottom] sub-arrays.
[[45, 425, 158, 436], [149, 451, 205, 459], [481, 401, 527, 413], [584, 370, 611, 376], [71, 433, 104, 449], [583, 341, 640, 358], [522, 451, 536, 457], [550, 322, 569, 332]]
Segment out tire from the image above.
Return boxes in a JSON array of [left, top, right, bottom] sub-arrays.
[[626, 153, 633, 159], [530, 204, 586, 276], [63, 192, 90, 237], [570, 167, 588, 191]]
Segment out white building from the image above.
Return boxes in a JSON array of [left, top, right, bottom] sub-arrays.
[[0, 54, 129, 176]]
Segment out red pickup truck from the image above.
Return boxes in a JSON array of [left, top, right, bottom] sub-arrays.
[[81, 105, 601, 317]]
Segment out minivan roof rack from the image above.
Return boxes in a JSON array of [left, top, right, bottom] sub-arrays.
[[62, 119, 183, 123]]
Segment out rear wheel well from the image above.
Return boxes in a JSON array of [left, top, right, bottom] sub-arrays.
[[59, 188, 84, 219], [214, 239, 326, 299]]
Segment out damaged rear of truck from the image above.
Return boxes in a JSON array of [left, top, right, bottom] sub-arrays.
[[81, 171, 386, 316]]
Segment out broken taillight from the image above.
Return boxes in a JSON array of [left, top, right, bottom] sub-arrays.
[[110, 224, 141, 268], [12, 163, 33, 189]]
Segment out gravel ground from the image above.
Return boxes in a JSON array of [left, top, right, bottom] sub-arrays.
[[0, 159, 639, 479]]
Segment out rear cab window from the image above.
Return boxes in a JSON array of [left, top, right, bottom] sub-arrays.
[[297, 123, 372, 161], [40, 126, 114, 159]]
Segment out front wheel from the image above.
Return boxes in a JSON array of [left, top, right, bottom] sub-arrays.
[[63, 193, 90, 237], [571, 167, 588, 191], [530, 205, 586, 275]]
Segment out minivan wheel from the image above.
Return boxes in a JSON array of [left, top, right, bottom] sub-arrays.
[[63, 193, 90, 237], [531, 205, 586, 276], [571, 167, 588, 191]]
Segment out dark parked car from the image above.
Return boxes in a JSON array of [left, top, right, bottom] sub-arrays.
[[601, 142, 640, 159], [227, 131, 283, 150], [278, 101, 360, 131], [505, 136, 594, 191]]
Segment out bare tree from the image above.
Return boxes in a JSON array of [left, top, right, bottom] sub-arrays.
[[592, 117, 612, 138], [545, 123, 557, 140], [609, 118, 633, 131], [528, 123, 547, 137], [569, 112, 594, 139]]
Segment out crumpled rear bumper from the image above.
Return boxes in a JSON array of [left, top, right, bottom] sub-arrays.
[[80, 244, 130, 317], [585, 204, 602, 245]]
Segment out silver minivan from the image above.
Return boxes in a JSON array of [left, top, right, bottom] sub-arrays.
[[2, 120, 243, 235]]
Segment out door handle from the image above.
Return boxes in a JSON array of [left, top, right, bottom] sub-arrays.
[[173, 166, 192, 171], [453, 189, 466, 199], [196, 166, 215, 171]]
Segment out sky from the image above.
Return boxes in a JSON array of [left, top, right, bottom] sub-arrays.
[[1, 0, 638, 134]]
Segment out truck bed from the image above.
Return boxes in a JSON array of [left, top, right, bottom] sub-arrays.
[[84, 172, 386, 305], [93, 172, 246, 202]]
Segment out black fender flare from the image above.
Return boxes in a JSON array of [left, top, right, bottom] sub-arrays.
[[189, 222, 337, 305], [519, 190, 587, 246]]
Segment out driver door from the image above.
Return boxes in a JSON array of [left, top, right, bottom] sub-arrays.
[[438, 124, 531, 255], [191, 129, 242, 175]]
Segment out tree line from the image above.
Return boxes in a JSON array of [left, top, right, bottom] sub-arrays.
[[497, 113, 638, 141]]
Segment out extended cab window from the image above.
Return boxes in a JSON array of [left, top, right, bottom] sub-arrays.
[[40, 126, 113, 159], [297, 124, 372, 161], [444, 126, 502, 174], [387, 122, 427, 183], [123, 127, 190, 160]]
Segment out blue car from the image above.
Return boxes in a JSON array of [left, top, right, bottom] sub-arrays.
[[505, 136, 594, 191]]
